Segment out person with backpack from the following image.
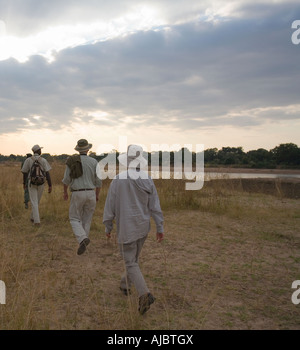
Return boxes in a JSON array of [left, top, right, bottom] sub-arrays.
[[21, 145, 52, 227], [62, 139, 102, 255]]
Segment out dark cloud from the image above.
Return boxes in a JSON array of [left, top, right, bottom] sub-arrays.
[[0, 2, 300, 134], [0, 0, 212, 38], [0, 0, 135, 36]]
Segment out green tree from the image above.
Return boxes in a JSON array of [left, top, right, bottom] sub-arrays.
[[8, 154, 17, 161], [204, 148, 218, 164], [246, 148, 273, 168], [217, 147, 245, 165], [271, 143, 300, 166]]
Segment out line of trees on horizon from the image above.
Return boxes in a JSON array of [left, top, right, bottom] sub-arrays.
[[1, 143, 299, 169]]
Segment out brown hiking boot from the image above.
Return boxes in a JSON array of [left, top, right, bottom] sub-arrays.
[[77, 238, 90, 255], [139, 293, 156, 315]]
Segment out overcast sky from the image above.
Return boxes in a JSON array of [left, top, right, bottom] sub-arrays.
[[0, 0, 299, 155]]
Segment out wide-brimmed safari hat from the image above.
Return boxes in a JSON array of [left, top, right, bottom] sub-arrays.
[[75, 139, 92, 152], [32, 145, 43, 153], [118, 144, 148, 169]]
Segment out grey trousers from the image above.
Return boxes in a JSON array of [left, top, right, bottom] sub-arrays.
[[119, 235, 150, 297], [28, 183, 45, 224], [69, 191, 96, 243]]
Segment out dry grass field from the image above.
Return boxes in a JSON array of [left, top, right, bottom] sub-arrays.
[[0, 162, 300, 330]]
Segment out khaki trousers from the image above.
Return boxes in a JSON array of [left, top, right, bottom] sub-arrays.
[[28, 183, 45, 224], [119, 235, 150, 297], [69, 191, 96, 244]]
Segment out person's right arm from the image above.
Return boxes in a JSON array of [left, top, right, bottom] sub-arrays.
[[62, 165, 71, 200], [46, 172, 52, 193], [63, 184, 69, 201], [149, 181, 164, 242], [23, 172, 28, 189]]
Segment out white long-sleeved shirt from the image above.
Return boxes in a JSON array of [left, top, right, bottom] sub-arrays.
[[103, 170, 164, 244]]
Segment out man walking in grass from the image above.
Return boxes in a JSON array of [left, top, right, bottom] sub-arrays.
[[62, 139, 102, 255], [103, 144, 164, 315], [21, 145, 52, 226]]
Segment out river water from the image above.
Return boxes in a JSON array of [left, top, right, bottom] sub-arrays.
[[204, 172, 300, 180], [149, 169, 300, 180], [99, 166, 300, 180]]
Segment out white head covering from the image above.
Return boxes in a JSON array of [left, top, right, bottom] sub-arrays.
[[118, 144, 148, 169]]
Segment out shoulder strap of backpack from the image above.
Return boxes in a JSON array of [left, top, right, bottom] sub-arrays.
[[31, 156, 45, 172]]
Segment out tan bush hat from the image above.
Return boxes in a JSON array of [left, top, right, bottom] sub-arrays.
[[75, 139, 92, 152], [32, 145, 43, 153]]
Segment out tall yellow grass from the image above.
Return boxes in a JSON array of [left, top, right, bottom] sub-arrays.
[[0, 162, 234, 329], [0, 162, 300, 330]]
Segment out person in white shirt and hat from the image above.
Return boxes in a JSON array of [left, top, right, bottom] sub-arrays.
[[62, 139, 102, 255], [21, 145, 52, 226], [103, 144, 164, 315]]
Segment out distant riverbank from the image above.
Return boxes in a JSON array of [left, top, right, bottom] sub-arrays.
[[204, 167, 300, 175]]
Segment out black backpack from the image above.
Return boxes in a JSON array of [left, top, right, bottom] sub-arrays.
[[30, 157, 46, 186]]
